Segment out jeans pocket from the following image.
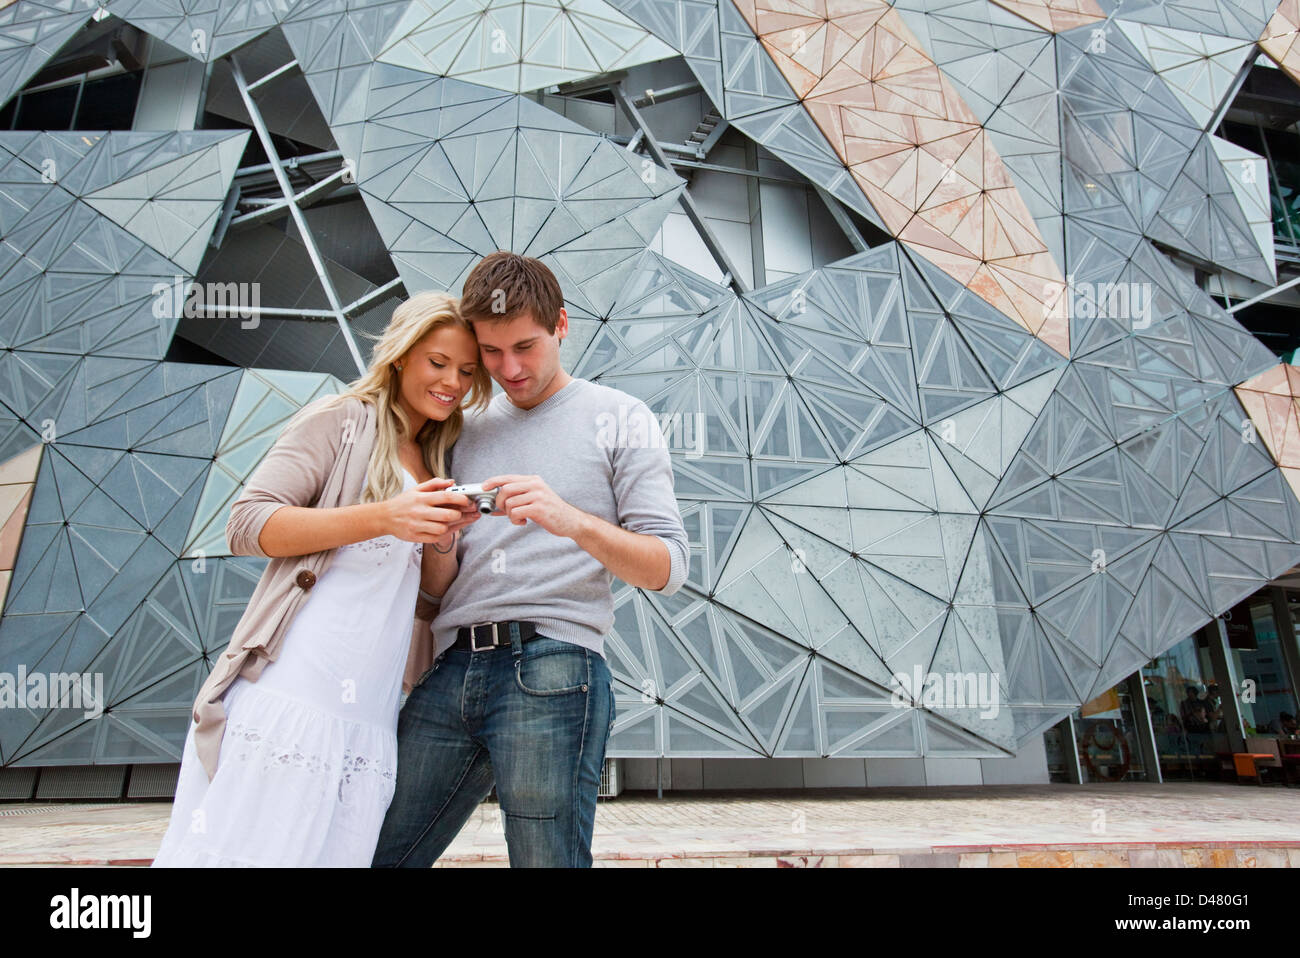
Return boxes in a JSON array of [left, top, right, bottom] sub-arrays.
[[514, 644, 589, 697]]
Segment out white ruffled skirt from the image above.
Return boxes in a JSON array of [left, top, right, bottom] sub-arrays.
[[153, 472, 423, 867], [153, 680, 399, 867]]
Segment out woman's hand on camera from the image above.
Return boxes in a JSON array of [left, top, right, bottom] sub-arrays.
[[433, 490, 483, 549], [384, 477, 476, 543]]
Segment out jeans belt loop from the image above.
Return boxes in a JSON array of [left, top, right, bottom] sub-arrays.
[[509, 621, 523, 660]]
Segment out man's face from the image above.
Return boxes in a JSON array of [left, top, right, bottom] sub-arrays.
[[471, 308, 568, 409]]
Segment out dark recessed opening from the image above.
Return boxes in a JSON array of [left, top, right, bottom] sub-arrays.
[[15, 84, 78, 130], [74, 71, 143, 130]]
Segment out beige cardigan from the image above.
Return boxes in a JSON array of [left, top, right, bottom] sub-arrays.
[[191, 394, 436, 781]]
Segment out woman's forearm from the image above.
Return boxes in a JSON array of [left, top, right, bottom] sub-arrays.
[[257, 501, 391, 557], [421, 533, 460, 598]]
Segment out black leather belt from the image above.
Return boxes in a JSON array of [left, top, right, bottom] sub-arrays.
[[454, 620, 538, 651]]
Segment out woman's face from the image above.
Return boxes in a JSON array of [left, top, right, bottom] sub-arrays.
[[394, 323, 479, 428]]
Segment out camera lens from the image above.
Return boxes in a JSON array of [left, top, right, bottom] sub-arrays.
[[477, 498, 493, 515]]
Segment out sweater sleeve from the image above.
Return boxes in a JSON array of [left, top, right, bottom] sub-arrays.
[[608, 399, 690, 595], [224, 396, 355, 558]]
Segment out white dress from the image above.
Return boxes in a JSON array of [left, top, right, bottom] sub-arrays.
[[153, 469, 423, 867]]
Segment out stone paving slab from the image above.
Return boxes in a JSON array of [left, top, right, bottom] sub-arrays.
[[0, 784, 1297, 867]]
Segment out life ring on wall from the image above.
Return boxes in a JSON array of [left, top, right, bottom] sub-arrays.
[[1078, 720, 1132, 782]]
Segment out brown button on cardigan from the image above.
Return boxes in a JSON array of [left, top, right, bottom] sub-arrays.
[[191, 394, 436, 781]]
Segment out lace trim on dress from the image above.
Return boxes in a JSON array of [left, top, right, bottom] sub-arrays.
[[335, 536, 422, 565], [225, 719, 396, 803], [338, 537, 394, 556]]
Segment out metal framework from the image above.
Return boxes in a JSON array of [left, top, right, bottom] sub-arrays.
[[227, 55, 376, 372], [614, 81, 750, 294]]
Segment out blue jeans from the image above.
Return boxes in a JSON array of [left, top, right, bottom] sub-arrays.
[[371, 627, 614, 868]]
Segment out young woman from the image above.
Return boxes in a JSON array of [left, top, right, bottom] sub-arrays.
[[152, 291, 490, 867]]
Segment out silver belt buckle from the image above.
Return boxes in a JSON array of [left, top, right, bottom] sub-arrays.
[[470, 621, 499, 652]]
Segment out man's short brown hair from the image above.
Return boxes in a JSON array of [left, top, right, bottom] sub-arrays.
[[460, 251, 563, 334]]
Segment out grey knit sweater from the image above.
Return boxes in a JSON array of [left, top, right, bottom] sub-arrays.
[[432, 377, 689, 657]]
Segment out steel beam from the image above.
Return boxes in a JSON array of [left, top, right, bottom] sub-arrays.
[[189, 305, 340, 320], [1210, 617, 1248, 752], [230, 56, 366, 373], [1225, 272, 1300, 313], [235, 150, 343, 179], [1209, 55, 1255, 135], [1129, 672, 1164, 784], [229, 174, 357, 229], [344, 277, 405, 317], [633, 82, 703, 108], [814, 184, 869, 254], [246, 59, 300, 93], [697, 117, 729, 158], [613, 83, 749, 294]]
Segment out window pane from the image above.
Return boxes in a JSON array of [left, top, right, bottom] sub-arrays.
[[1073, 680, 1148, 783], [1141, 631, 1230, 780], [15, 85, 78, 130], [1235, 599, 1299, 736], [74, 72, 141, 129]]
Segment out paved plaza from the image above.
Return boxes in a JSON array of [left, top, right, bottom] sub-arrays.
[[1, 784, 1297, 867]]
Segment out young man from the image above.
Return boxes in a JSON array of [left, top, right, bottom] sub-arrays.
[[371, 252, 689, 868]]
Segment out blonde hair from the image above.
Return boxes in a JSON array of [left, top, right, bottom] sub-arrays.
[[313, 291, 491, 504]]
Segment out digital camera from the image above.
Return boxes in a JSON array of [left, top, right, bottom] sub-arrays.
[[448, 483, 499, 516]]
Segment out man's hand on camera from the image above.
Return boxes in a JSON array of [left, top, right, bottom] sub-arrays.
[[481, 474, 586, 538]]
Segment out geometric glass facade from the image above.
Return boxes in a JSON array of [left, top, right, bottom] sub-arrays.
[[2, 0, 1300, 784]]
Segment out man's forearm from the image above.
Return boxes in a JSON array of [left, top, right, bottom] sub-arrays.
[[421, 533, 459, 598], [569, 510, 671, 590]]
